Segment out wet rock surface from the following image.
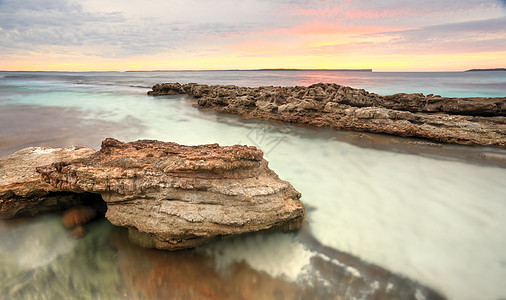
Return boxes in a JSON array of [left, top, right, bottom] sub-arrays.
[[149, 82, 506, 147], [36, 138, 305, 250], [63, 207, 100, 239], [62, 207, 98, 229], [0, 146, 101, 218]]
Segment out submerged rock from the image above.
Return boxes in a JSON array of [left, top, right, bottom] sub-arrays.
[[149, 82, 506, 147], [37, 138, 305, 250], [0, 146, 102, 218], [69, 225, 87, 239], [62, 206, 99, 239], [62, 207, 98, 229]]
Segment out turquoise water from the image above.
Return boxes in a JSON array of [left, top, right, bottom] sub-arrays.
[[1, 71, 506, 299], [2, 69, 506, 97]]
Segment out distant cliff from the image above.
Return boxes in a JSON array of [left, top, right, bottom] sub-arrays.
[[465, 68, 506, 72]]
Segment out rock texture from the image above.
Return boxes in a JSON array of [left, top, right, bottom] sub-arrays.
[[149, 82, 506, 147], [0, 146, 102, 218], [37, 138, 305, 250]]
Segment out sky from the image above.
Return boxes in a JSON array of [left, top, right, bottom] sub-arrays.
[[0, 0, 505, 71]]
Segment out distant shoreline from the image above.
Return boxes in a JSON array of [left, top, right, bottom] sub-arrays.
[[465, 68, 506, 72], [2, 68, 504, 73], [125, 68, 373, 72]]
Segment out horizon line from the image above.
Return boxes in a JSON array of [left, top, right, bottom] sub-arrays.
[[1, 68, 504, 73]]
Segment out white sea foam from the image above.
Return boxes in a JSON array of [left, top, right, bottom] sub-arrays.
[[0, 216, 76, 269], [200, 232, 315, 281]]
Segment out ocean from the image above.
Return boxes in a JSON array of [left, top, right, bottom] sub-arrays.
[[1, 70, 505, 300]]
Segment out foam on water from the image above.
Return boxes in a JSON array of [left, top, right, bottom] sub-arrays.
[[0, 216, 77, 269], [200, 232, 315, 281]]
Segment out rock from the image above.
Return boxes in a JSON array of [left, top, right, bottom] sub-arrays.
[[62, 207, 98, 238], [148, 82, 506, 147], [69, 225, 86, 239], [37, 138, 305, 250], [147, 83, 184, 95], [62, 207, 97, 228], [0, 146, 102, 218]]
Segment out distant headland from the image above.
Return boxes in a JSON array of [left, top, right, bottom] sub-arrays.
[[465, 68, 506, 72], [126, 68, 373, 72], [255, 68, 373, 72]]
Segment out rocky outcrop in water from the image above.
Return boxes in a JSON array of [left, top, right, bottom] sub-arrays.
[[0, 146, 102, 218], [148, 83, 506, 147], [36, 138, 305, 250]]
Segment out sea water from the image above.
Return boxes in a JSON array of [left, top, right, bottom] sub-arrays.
[[0, 71, 505, 300]]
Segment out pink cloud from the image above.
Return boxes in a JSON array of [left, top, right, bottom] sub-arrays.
[[284, 21, 397, 35], [282, 2, 417, 20], [342, 8, 416, 19]]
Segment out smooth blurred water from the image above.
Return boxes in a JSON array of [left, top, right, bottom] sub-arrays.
[[1, 71, 506, 300], [2, 69, 506, 97]]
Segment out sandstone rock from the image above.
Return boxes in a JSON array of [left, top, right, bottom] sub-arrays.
[[62, 207, 98, 238], [148, 82, 506, 147], [0, 146, 101, 218], [62, 207, 97, 228], [69, 225, 86, 239], [37, 138, 305, 250]]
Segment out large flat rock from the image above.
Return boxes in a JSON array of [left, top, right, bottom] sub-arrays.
[[37, 138, 306, 250], [0, 146, 98, 218]]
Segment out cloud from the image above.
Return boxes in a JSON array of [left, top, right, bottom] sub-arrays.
[[0, 0, 504, 68], [380, 17, 506, 53], [0, 0, 128, 54], [499, 0, 506, 11], [0, 0, 280, 57], [308, 18, 506, 56]]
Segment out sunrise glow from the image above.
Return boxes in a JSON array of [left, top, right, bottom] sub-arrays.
[[0, 0, 505, 71]]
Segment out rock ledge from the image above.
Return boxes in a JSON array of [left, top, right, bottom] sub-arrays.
[[149, 82, 506, 147], [34, 138, 305, 250]]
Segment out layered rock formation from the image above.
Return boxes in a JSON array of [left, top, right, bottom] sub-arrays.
[[36, 138, 305, 250], [0, 146, 102, 218], [148, 83, 506, 147]]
